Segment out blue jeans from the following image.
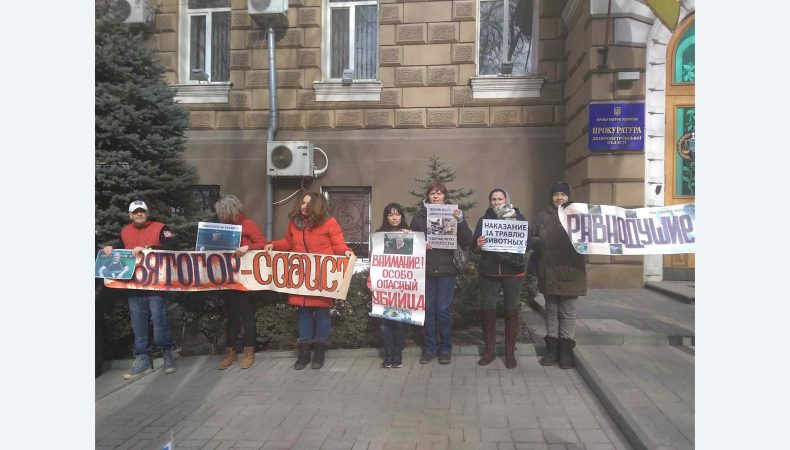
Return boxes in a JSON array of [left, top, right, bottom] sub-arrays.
[[380, 319, 405, 350], [297, 307, 331, 343], [128, 293, 174, 356], [424, 276, 456, 355]]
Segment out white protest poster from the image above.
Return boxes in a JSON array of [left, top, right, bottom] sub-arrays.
[[426, 204, 458, 249], [369, 232, 426, 325], [559, 203, 695, 255], [481, 219, 529, 254], [195, 222, 242, 251]]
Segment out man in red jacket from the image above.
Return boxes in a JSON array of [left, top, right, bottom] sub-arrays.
[[102, 200, 178, 379]]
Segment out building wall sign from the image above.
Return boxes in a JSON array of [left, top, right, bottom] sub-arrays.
[[588, 103, 645, 151]]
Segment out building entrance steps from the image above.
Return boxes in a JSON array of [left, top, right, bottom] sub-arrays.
[[524, 288, 695, 450]]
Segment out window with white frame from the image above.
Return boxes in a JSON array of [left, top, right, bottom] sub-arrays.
[[477, 0, 538, 76], [326, 0, 378, 81], [184, 0, 231, 83]]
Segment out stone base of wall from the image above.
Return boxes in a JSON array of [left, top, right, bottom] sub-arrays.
[[586, 263, 644, 288]]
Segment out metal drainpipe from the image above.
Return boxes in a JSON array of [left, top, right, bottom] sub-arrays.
[[265, 20, 278, 240], [597, 0, 613, 69]]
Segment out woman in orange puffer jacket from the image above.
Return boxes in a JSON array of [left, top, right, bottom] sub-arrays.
[[264, 192, 353, 370]]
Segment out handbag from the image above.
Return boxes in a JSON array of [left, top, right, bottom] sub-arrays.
[[453, 246, 470, 271]]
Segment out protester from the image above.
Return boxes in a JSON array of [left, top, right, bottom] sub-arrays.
[[528, 182, 587, 369], [367, 203, 410, 368], [410, 182, 474, 364], [473, 188, 527, 369], [102, 200, 179, 379], [264, 192, 354, 370], [214, 195, 267, 370]]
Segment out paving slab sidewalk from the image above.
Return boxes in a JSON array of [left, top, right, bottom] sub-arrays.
[[524, 288, 695, 450], [96, 345, 634, 450]]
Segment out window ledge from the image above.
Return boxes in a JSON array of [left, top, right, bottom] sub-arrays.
[[313, 81, 382, 102], [172, 83, 232, 104], [470, 75, 546, 99]]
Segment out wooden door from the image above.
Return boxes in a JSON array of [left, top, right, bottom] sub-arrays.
[[663, 14, 695, 278]]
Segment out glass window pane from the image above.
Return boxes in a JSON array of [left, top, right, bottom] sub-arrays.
[[188, 0, 230, 9], [355, 5, 378, 80], [479, 0, 534, 75], [675, 107, 695, 196], [331, 8, 350, 79], [673, 23, 695, 83], [508, 0, 534, 74], [190, 15, 207, 80], [479, 0, 503, 75], [211, 11, 231, 82]]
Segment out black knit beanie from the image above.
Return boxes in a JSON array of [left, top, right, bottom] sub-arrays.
[[550, 182, 570, 197]]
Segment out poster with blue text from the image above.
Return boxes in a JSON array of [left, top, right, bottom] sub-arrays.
[[559, 203, 695, 255]]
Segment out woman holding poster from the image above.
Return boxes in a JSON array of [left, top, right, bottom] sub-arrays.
[[214, 195, 268, 371], [473, 188, 527, 369], [529, 182, 587, 369], [264, 192, 354, 370], [410, 182, 474, 365], [367, 202, 410, 368]]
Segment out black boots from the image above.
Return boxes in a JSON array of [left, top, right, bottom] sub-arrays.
[[540, 336, 559, 366], [311, 341, 326, 369], [294, 343, 312, 370], [478, 310, 497, 366], [558, 337, 576, 369], [503, 309, 519, 369], [382, 345, 403, 368]]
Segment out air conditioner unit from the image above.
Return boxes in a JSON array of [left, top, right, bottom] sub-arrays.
[[113, 0, 151, 24], [267, 141, 314, 177], [248, 0, 288, 15]]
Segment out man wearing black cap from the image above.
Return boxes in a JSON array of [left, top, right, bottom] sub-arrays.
[[102, 200, 179, 379]]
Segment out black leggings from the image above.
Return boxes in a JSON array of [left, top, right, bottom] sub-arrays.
[[223, 290, 257, 347]]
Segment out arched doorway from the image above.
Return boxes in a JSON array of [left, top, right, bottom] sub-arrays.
[[663, 13, 695, 280]]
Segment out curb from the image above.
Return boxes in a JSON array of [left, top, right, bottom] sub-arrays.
[[527, 297, 660, 450], [528, 298, 693, 347], [573, 349, 652, 450], [103, 344, 537, 371], [644, 282, 695, 304]]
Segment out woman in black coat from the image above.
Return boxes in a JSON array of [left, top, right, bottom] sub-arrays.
[[529, 181, 587, 369], [410, 182, 474, 364], [473, 188, 527, 369]]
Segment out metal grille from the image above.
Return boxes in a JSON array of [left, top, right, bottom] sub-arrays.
[[323, 187, 371, 258]]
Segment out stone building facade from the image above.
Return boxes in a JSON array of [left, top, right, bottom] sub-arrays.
[[142, 0, 695, 286]]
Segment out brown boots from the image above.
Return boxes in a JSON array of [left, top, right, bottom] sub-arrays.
[[478, 310, 497, 366], [240, 346, 255, 369], [217, 347, 237, 370], [218, 346, 255, 370], [504, 309, 520, 369], [478, 309, 520, 369]]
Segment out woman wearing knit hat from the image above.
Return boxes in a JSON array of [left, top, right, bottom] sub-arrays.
[[529, 181, 587, 369], [473, 188, 527, 369]]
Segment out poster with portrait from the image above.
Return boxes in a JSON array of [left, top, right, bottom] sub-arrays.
[[426, 204, 458, 249], [195, 222, 242, 251], [95, 249, 136, 280], [369, 232, 426, 325]]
